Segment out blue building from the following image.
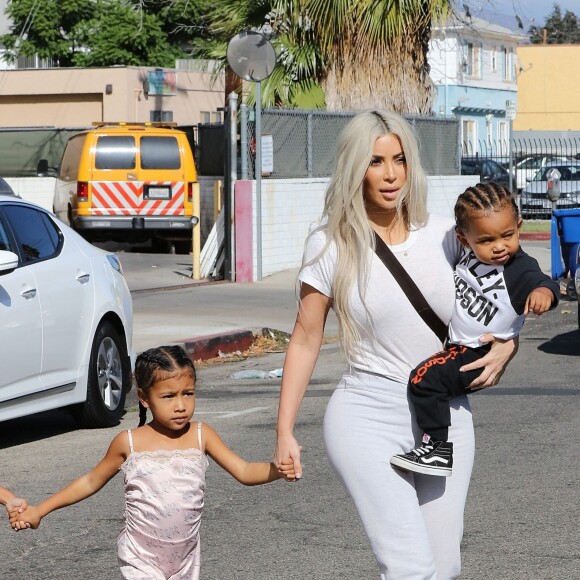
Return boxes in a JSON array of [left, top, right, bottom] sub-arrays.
[[429, 14, 526, 158]]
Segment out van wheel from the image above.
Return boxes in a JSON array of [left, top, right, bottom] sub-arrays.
[[152, 236, 172, 253], [73, 321, 129, 428], [174, 240, 192, 254]]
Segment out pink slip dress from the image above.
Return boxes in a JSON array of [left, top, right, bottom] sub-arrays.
[[117, 422, 208, 579]]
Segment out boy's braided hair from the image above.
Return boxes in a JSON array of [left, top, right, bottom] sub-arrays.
[[455, 181, 519, 234]]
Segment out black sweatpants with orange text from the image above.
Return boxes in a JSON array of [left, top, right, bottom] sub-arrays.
[[408, 343, 491, 441]]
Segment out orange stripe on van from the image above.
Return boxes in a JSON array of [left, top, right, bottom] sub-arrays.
[[90, 182, 185, 216]]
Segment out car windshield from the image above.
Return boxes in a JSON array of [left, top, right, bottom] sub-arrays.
[[534, 165, 580, 182]]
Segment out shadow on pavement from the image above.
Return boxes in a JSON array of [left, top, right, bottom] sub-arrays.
[[0, 409, 127, 449], [537, 330, 580, 357]]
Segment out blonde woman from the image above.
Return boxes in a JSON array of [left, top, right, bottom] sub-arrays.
[[275, 110, 517, 579]]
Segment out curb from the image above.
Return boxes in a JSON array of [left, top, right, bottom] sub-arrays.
[[181, 327, 291, 362], [520, 232, 550, 241], [183, 330, 255, 361]]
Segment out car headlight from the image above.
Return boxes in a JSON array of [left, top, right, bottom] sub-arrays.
[[106, 254, 124, 275]]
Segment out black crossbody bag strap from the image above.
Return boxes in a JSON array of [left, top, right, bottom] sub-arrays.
[[373, 231, 448, 343]]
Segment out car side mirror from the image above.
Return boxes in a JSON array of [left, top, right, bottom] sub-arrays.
[[37, 159, 50, 177], [0, 250, 19, 274]]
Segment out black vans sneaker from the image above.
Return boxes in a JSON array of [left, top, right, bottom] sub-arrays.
[[390, 436, 453, 477]]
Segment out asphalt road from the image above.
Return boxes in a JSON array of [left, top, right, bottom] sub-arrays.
[[0, 290, 578, 579]]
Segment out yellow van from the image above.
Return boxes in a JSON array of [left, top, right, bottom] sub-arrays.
[[47, 122, 198, 251]]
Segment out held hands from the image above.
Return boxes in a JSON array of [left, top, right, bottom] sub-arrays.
[[9, 505, 41, 531], [524, 287, 555, 316], [274, 433, 303, 482], [277, 458, 299, 481], [5, 497, 30, 531]]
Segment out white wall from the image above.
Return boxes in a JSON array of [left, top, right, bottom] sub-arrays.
[[5, 177, 55, 211], [248, 175, 478, 280]]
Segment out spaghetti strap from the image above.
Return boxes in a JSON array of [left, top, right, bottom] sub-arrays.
[[127, 429, 134, 454], [197, 422, 203, 451]]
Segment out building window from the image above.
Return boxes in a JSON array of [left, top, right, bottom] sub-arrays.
[[501, 47, 514, 80], [462, 120, 477, 155], [150, 110, 173, 123], [211, 111, 222, 123], [200, 111, 211, 124], [497, 121, 508, 156], [486, 119, 493, 146], [491, 47, 497, 72], [465, 43, 481, 78]]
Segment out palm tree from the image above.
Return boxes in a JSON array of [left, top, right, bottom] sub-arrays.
[[194, 0, 451, 114]]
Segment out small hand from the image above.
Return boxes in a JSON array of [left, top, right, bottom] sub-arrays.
[[277, 458, 299, 482], [10, 505, 41, 530], [524, 288, 555, 316]]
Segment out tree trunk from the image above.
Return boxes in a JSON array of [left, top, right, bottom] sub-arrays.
[[322, 31, 435, 115]]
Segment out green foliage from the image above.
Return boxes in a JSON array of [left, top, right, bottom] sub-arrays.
[[192, 0, 451, 112], [1, 0, 94, 66], [529, 4, 580, 45], [0, 0, 204, 67], [73, 2, 182, 67]]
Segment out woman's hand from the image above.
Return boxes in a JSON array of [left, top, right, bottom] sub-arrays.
[[5, 498, 30, 531], [10, 505, 40, 530], [460, 334, 519, 390], [275, 432, 303, 481]]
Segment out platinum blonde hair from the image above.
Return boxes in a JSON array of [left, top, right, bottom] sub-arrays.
[[303, 109, 429, 363]]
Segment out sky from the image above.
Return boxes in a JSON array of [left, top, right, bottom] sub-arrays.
[[462, 0, 580, 32]]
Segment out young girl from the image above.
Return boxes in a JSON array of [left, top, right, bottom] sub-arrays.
[[13, 345, 295, 578]]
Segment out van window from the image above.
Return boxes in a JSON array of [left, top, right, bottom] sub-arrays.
[[60, 135, 86, 180], [95, 136, 136, 170], [140, 137, 181, 170]]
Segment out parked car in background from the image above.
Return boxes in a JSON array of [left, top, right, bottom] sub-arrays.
[[0, 193, 133, 427], [0, 177, 18, 196], [513, 155, 573, 191], [520, 162, 580, 218], [461, 157, 515, 189], [45, 121, 199, 253]]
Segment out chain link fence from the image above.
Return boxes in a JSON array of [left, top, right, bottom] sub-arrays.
[[238, 107, 460, 179]]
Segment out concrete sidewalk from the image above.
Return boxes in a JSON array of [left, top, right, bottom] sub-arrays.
[[120, 238, 553, 359]]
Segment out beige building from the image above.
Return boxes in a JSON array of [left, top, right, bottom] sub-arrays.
[[515, 45, 580, 131], [0, 65, 225, 128]]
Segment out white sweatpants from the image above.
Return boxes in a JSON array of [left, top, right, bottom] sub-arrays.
[[324, 371, 474, 580]]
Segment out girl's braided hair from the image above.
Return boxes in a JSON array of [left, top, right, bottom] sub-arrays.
[[134, 345, 196, 427], [455, 181, 519, 234]]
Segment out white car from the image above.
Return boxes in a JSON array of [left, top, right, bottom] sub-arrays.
[[520, 163, 580, 218], [0, 193, 133, 427], [514, 155, 572, 191]]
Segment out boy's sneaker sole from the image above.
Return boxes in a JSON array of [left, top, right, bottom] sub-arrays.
[[390, 455, 452, 477]]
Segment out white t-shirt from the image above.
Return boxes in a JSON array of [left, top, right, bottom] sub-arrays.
[[299, 214, 461, 388]]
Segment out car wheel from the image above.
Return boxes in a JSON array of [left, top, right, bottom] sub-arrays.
[[74, 321, 130, 428]]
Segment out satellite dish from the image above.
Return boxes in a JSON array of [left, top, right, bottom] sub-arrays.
[[227, 31, 276, 82]]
